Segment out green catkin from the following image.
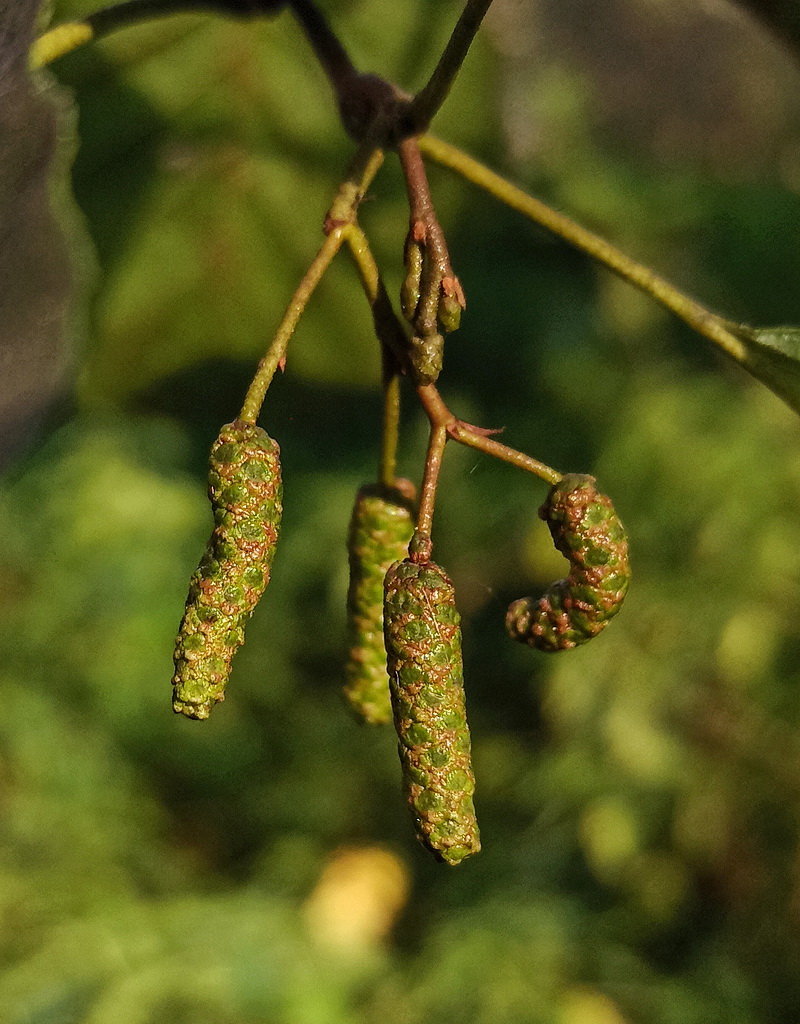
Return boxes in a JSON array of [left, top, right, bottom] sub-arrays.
[[383, 558, 480, 865], [344, 481, 416, 725], [172, 420, 282, 720], [506, 474, 629, 652]]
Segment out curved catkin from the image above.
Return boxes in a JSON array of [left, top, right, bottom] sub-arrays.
[[344, 481, 416, 725], [172, 420, 282, 720], [506, 474, 629, 652], [383, 558, 480, 865]]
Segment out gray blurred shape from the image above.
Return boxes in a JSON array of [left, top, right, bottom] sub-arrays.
[[0, 0, 74, 470]]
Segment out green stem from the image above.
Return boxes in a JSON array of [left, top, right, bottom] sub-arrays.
[[343, 225, 409, 488], [380, 372, 402, 489], [239, 145, 384, 423], [418, 134, 749, 365], [447, 421, 561, 484], [409, 0, 495, 131], [31, 0, 280, 67], [344, 224, 410, 369], [416, 384, 561, 485], [416, 421, 448, 540]]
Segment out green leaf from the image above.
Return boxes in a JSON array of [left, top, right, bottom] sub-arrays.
[[725, 322, 800, 414]]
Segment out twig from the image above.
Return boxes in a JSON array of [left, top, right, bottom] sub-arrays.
[[380, 370, 402, 490], [418, 134, 749, 365], [408, 0, 495, 132], [287, 0, 356, 91], [239, 145, 384, 423], [342, 223, 410, 487], [416, 384, 561, 485]]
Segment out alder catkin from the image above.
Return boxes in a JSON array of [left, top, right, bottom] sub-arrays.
[[344, 481, 416, 725], [383, 558, 480, 865], [172, 420, 282, 720], [506, 474, 629, 651]]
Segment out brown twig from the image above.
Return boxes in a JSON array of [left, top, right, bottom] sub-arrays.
[[408, 0, 495, 132]]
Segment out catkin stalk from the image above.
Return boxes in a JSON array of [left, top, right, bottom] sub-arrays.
[[172, 420, 282, 720], [383, 558, 480, 865]]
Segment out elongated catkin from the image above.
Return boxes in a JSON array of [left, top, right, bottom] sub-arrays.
[[383, 558, 480, 865], [172, 420, 282, 720], [344, 481, 416, 725]]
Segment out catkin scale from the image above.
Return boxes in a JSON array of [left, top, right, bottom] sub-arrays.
[[506, 474, 629, 651], [344, 481, 416, 725], [383, 559, 480, 865], [172, 420, 282, 720]]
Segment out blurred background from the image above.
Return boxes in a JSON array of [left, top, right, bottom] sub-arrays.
[[5, 0, 800, 1020]]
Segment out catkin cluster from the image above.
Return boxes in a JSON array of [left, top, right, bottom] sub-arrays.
[[172, 420, 282, 720], [171, 420, 629, 864]]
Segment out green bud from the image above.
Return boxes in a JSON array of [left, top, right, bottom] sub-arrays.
[[408, 333, 444, 387], [344, 480, 416, 725], [172, 420, 282, 719], [384, 558, 480, 865], [401, 236, 424, 324], [437, 291, 462, 334], [506, 474, 629, 651]]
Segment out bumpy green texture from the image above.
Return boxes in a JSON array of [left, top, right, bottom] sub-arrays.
[[506, 474, 629, 652], [383, 558, 480, 865], [172, 420, 282, 720], [408, 333, 445, 387], [344, 481, 416, 725]]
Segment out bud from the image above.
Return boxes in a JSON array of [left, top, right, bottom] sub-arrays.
[[506, 474, 629, 651], [344, 481, 416, 725], [400, 235, 424, 324], [383, 558, 480, 865], [172, 420, 282, 719], [408, 333, 444, 387]]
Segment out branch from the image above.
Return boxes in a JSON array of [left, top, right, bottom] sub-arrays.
[[239, 145, 384, 423], [418, 133, 750, 366], [408, 0, 494, 132]]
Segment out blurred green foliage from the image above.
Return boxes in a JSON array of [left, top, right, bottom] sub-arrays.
[[7, 0, 800, 1021]]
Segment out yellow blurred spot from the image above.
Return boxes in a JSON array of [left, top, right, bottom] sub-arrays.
[[303, 846, 410, 953], [716, 607, 777, 688], [579, 797, 639, 884], [560, 987, 629, 1024]]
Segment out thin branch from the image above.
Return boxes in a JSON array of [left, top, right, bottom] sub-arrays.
[[418, 134, 749, 365], [416, 384, 561, 486], [344, 223, 411, 370], [447, 420, 561, 484], [287, 0, 356, 90], [239, 145, 384, 423], [415, 422, 448, 541], [408, 0, 495, 132], [380, 370, 402, 490], [342, 224, 410, 488]]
